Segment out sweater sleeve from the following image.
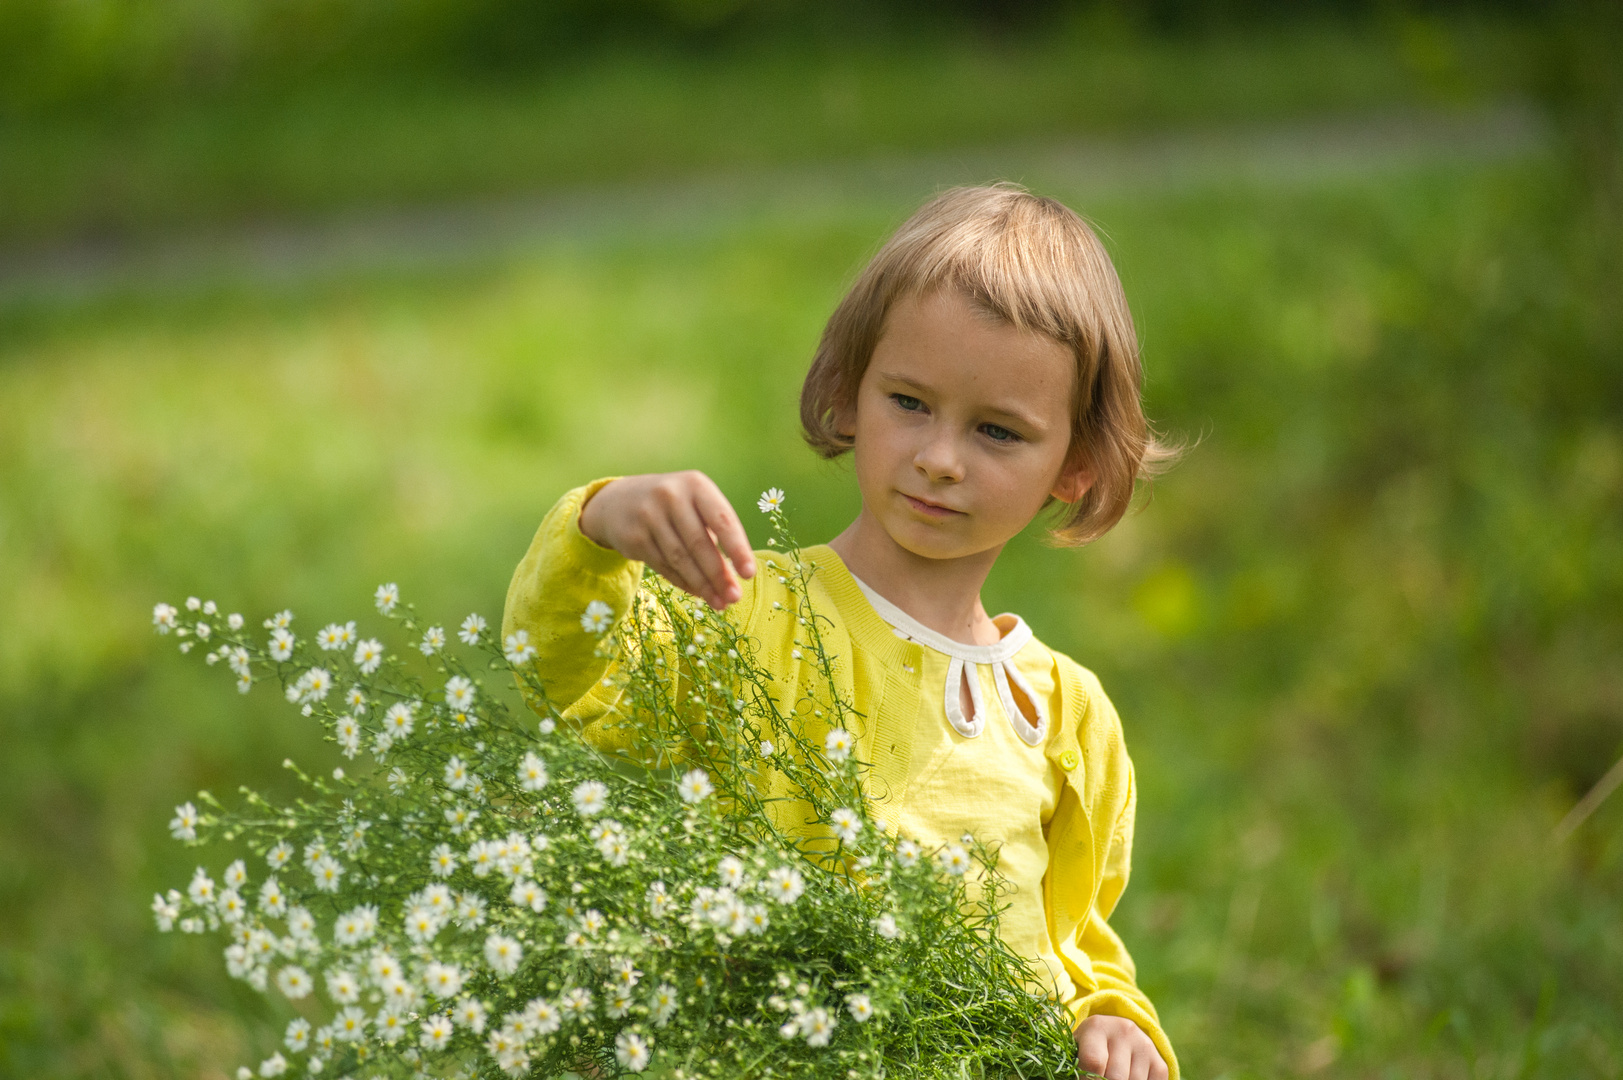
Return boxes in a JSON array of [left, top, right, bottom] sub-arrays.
[[501, 479, 761, 758], [1047, 667, 1179, 1079]]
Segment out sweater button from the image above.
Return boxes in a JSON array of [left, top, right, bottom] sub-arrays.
[[1060, 749, 1079, 771]]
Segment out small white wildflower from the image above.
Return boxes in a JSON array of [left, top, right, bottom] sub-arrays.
[[152, 603, 178, 633], [333, 1006, 367, 1042], [650, 983, 679, 1026], [403, 903, 441, 943], [429, 843, 457, 877], [801, 1006, 837, 1047], [646, 881, 672, 919], [846, 992, 874, 1021], [315, 622, 355, 652], [895, 839, 921, 868], [829, 807, 862, 844], [383, 702, 415, 739], [456, 890, 489, 929], [310, 855, 343, 892], [525, 997, 562, 1035], [351, 639, 384, 674], [374, 583, 399, 614], [759, 739, 775, 757], [265, 841, 291, 869], [510, 878, 547, 913], [419, 626, 446, 655], [284, 1018, 311, 1052], [335, 715, 361, 758], [766, 866, 805, 905], [333, 904, 376, 946], [419, 1015, 453, 1051], [268, 628, 295, 662], [717, 856, 745, 887], [580, 599, 615, 634], [275, 965, 312, 1000], [424, 961, 464, 999], [677, 768, 713, 804], [325, 969, 360, 1004], [757, 488, 786, 513], [169, 802, 199, 841], [874, 913, 901, 940], [937, 845, 971, 876], [484, 934, 522, 977], [187, 867, 216, 904], [503, 630, 537, 665], [824, 727, 855, 762], [572, 779, 608, 817], [444, 675, 475, 712], [258, 1052, 288, 1077], [227, 612, 243, 630], [345, 686, 366, 713], [455, 998, 488, 1033], [443, 755, 469, 790], [286, 906, 316, 940], [518, 751, 548, 792], [615, 1031, 652, 1073], [264, 609, 293, 630], [458, 613, 487, 644]]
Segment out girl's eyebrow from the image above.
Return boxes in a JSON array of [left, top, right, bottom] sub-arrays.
[[876, 370, 1046, 432]]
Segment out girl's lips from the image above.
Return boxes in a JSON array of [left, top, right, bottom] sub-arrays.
[[901, 492, 964, 517]]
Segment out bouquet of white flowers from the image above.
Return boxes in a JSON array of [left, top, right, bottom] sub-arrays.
[[150, 502, 1080, 1079]]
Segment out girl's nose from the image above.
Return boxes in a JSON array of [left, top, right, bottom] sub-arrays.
[[914, 432, 965, 483]]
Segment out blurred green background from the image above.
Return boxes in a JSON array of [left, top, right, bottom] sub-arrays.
[[2, 1, 1621, 1077]]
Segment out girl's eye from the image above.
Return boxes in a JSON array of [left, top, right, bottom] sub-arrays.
[[981, 424, 1019, 443], [891, 394, 924, 412]]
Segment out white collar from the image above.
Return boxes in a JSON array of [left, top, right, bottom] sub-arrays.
[[848, 573, 1048, 746]]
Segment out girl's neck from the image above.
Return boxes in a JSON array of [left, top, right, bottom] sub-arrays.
[[826, 507, 1006, 647]]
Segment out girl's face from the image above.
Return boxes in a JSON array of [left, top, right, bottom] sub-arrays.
[[843, 288, 1090, 563]]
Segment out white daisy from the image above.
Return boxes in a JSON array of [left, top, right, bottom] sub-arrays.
[[315, 623, 350, 651], [615, 1031, 652, 1072], [429, 843, 457, 877], [284, 1018, 311, 1052], [484, 934, 522, 977], [846, 993, 873, 1021], [345, 686, 366, 713], [802, 1006, 838, 1046], [443, 755, 470, 790], [419, 626, 446, 656], [403, 903, 441, 943], [275, 965, 312, 999], [374, 1007, 408, 1045], [454, 998, 488, 1033], [580, 599, 614, 634], [509, 878, 547, 913], [717, 856, 745, 887], [518, 751, 548, 792], [187, 868, 216, 904], [572, 779, 608, 817], [335, 715, 361, 758], [333, 1006, 367, 1042], [265, 841, 291, 870], [824, 728, 854, 762], [351, 639, 384, 674], [444, 675, 475, 711], [650, 983, 679, 1026], [374, 583, 399, 614], [285, 906, 316, 940], [424, 961, 464, 999], [227, 612, 243, 630], [873, 913, 901, 940], [268, 629, 295, 662], [419, 1015, 453, 1051], [677, 768, 713, 804], [458, 613, 487, 644], [169, 802, 199, 842], [325, 969, 360, 1004], [152, 603, 178, 633], [310, 855, 343, 892], [895, 839, 921, 868], [829, 807, 862, 844], [258, 1052, 288, 1077], [524, 997, 562, 1035], [502, 630, 537, 665], [757, 488, 786, 513], [759, 739, 775, 757], [264, 609, 293, 630], [937, 845, 971, 876], [456, 890, 488, 928], [383, 702, 415, 739], [766, 866, 805, 905], [646, 881, 672, 918]]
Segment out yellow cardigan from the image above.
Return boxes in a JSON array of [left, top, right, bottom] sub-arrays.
[[503, 480, 1176, 1075]]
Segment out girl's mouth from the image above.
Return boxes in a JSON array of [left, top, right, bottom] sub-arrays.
[[901, 492, 964, 518]]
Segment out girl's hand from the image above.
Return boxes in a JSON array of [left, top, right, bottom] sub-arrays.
[[578, 471, 757, 610], [1074, 1015, 1168, 1080]]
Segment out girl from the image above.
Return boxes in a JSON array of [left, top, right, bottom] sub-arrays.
[[503, 184, 1176, 1080]]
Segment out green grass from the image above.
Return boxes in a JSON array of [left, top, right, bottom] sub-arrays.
[[0, 15, 1534, 245], [4, 144, 1621, 1078]]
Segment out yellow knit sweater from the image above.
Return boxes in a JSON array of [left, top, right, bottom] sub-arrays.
[[502, 480, 1176, 1075]]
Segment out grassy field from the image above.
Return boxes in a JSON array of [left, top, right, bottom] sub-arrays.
[[3, 16, 1622, 1080]]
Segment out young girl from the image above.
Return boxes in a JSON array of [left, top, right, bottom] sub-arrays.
[[503, 184, 1176, 1080]]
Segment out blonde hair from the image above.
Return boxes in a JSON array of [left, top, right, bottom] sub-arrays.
[[800, 182, 1174, 546]]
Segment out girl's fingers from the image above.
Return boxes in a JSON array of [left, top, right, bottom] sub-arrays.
[[650, 516, 721, 608], [1076, 1027, 1109, 1078], [693, 481, 756, 580], [1127, 1047, 1152, 1080], [669, 496, 738, 608]]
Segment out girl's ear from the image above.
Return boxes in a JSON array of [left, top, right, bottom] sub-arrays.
[[1051, 450, 1093, 504]]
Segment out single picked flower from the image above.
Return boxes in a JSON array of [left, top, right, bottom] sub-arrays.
[[757, 488, 786, 514]]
